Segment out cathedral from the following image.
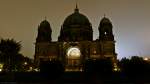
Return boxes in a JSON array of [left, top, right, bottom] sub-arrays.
[[34, 6, 117, 71]]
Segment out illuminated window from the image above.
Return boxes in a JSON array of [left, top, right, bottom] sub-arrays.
[[67, 47, 81, 58], [93, 50, 96, 54]]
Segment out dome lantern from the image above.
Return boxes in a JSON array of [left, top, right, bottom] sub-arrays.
[[74, 3, 79, 13]]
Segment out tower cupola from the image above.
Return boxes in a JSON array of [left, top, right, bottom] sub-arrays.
[[98, 16, 114, 41], [36, 20, 52, 42]]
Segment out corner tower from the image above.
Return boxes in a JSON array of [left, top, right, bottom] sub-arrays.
[[35, 20, 52, 64], [98, 16, 117, 64]]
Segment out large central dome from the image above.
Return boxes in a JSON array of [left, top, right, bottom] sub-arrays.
[[58, 6, 93, 42], [63, 8, 90, 26]]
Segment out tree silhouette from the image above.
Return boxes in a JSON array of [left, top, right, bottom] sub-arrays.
[[0, 39, 21, 53], [0, 38, 23, 72], [119, 56, 150, 81]]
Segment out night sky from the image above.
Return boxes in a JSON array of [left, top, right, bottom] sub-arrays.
[[0, 0, 150, 59]]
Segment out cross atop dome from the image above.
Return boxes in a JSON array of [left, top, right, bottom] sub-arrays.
[[104, 14, 106, 17], [74, 3, 79, 13], [44, 16, 47, 20]]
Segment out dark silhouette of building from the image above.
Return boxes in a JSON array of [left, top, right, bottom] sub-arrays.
[[34, 5, 117, 71]]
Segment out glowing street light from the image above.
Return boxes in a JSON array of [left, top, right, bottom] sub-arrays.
[[0, 63, 4, 72], [143, 57, 149, 61], [113, 63, 120, 72], [24, 62, 27, 65]]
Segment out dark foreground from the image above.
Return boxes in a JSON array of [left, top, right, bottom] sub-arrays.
[[0, 72, 150, 84]]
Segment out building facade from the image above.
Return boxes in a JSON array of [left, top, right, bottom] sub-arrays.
[[34, 6, 117, 71]]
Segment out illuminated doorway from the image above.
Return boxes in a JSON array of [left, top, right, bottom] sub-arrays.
[[65, 47, 82, 71]]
